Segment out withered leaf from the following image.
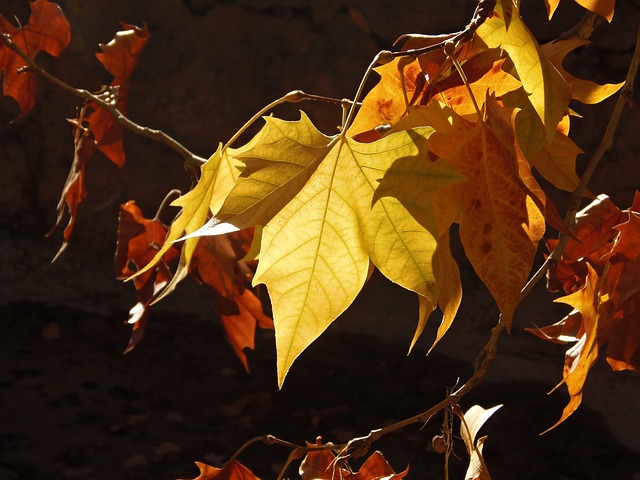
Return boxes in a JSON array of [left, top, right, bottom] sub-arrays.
[[0, 0, 70, 119]]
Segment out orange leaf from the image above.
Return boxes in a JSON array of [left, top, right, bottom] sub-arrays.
[[48, 112, 96, 261], [546, 265, 602, 431], [348, 56, 427, 140], [555, 194, 623, 255], [602, 208, 640, 371], [190, 231, 273, 372], [300, 440, 408, 480], [181, 461, 260, 480], [427, 53, 521, 117], [545, 0, 615, 22], [86, 23, 150, 166], [428, 98, 546, 328], [115, 201, 180, 353], [526, 309, 583, 344], [0, 0, 70, 119]]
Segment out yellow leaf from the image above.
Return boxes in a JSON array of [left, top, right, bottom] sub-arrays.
[[542, 38, 623, 104], [410, 182, 463, 353], [548, 0, 615, 21], [205, 115, 463, 385], [546, 265, 601, 431], [475, 0, 571, 142], [209, 112, 333, 232], [544, 0, 560, 19], [575, 0, 615, 21], [531, 121, 584, 192], [502, 87, 547, 161]]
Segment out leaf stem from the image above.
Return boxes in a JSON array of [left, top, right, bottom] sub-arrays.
[[1, 32, 208, 168], [153, 189, 182, 222]]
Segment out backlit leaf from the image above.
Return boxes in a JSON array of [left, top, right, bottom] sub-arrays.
[[542, 38, 623, 104], [547, 265, 602, 431], [348, 57, 426, 138], [426, 53, 521, 117], [300, 439, 408, 480], [429, 100, 546, 328], [545, 0, 615, 22], [181, 460, 260, 480], [189, 230, 273, 372], [133, 143, 244, 294], [456, 404, 502, 480], [530, 116, 583, 193], [197, 114, 463, 386], [0, 0, 70, 119], [114, 201, 179, 353], [534, 193, 640, 428], [49, 112, 96, 261], [83, 23, 150, 166], [476, 0, 571, 142]]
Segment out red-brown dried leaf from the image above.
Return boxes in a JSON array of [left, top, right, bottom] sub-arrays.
[[0, 0, 70, 119], [535, 193, 640, 429], [300, 440, 408, 480], [189, 229, 273, 372], [527, 309, 583, 344], [546, 195, 625, 293], [602, 209, 640, 371], [181, 461, 260, 480], [85, 23, 150, 166], [115, 201, 179, 353], [558, 195, 624, 263], [48, 114, 96, 262]]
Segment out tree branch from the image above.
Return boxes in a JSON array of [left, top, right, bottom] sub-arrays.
[[1, 32, 208, 168]]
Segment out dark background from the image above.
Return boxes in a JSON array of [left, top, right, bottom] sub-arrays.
[[1, 1, 639, 479]]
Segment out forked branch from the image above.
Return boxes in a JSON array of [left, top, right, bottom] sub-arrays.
[[1, 32, 207, 167]]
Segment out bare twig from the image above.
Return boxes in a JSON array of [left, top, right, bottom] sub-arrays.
[[559, 12, 603, 40], [390, 0, 496, 60], [153, 189, 182, 222], [1, 32, 208, 168]]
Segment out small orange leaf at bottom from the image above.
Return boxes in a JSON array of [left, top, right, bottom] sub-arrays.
[[181, 460, 260, 480]]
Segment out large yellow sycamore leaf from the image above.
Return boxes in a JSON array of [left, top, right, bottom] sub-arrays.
[[476, 0, 571, 143], [206, 112, 333, 232], [202, 114, 463, 386]]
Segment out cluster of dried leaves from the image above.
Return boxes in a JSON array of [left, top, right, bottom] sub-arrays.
[[2, 0, 637, 478]]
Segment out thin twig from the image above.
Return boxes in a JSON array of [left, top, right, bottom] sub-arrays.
[[559, 12, 602, 40], [1, 32, 208, 168], [390, 0, 496, 60], [225, 434, 345, 466], [153, 189, 182, 222]]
